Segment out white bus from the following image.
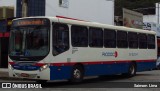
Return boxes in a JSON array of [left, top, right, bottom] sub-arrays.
[[8, 16, 157, 83]]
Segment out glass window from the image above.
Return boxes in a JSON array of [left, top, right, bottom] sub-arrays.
[[16, 0, 45, 17], [117, 31, 128, 48], [71, 25, 88, 47], [148, 34, 155, 49], [53, 23, 69, 56], [128, 32, 138, 48], [9, 26, 49, 59], [104, 29, 116, 48], [139, 33, 147, 49], [16, 0, 22, 17], [28, 0, 45, 16], [0, 20, 7, 32], [89, 27, 103, 47], [9, 18, 50, 61]]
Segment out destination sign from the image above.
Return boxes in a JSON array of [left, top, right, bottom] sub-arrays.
[[12, 18, 49, 26]]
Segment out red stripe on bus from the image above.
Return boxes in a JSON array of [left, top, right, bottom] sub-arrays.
[[9, 62, 15, 65], [4, 32, 10, 37], [56, 16, 89, 22], [34, 63, 46, 66], [0, 33, 3, 37], [136, 60, 156, 62]]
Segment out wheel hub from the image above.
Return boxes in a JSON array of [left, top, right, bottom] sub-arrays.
[[73, 69, 81, 79]]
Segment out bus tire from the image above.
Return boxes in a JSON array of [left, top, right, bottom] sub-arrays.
[[69, 65, 84, 83], [123, 63, 136, 77]]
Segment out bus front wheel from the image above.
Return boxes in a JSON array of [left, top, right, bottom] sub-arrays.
[[69, 65, 84, 83]]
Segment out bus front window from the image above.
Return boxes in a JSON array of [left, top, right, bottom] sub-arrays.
[[9, 26, 49, 61]]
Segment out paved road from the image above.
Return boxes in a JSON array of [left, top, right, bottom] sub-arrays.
[[1, 70, 160, 91]]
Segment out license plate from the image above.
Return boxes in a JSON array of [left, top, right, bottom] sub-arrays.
[[21, 73, 29, 77]]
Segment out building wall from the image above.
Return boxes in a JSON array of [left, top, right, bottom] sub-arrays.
[[46, 0, 114, 25], [146, 3, 160, 24], [0, 0, 114, 25], [143, 15, 156, 23], [0, 8, 3, 19], [0, 0, 16, 17], [0, 7, 14, 19]]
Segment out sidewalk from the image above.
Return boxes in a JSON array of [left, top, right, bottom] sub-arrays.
[[0, 68, 24, 81], [0, 68, 8, 78]]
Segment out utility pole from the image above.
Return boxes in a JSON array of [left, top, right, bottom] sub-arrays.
[[22, 0, 28, 17], [158, 3, 159, 24]]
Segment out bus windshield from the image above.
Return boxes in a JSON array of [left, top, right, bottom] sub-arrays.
[[9, 18, 50, 61]]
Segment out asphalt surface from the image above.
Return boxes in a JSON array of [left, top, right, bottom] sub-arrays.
[[0, 69, 160, 91]]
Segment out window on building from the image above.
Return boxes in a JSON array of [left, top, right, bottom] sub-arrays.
[[0, 19, 7, 32], [139, 33, 147, 49], [117, 31, 128, 48], [59, 0, 63, 6], [128, 32, 138, 48], [16, 0, 22, 17], [52, 23, 69, 56], [104, 29, 116, 48], [59, 0, 69, 8], [16, 0, 45, 17], [147, 34, 155, 49], [71, 25, 88, 47], [28, 0, 45, 16]]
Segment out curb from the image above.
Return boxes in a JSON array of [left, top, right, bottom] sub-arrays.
[[0, 68, 9, 79], [0, 68, 8, 72]]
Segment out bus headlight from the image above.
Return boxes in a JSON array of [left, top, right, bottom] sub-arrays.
[[39, 64, 49, 71], [8, 64, 13, 70]]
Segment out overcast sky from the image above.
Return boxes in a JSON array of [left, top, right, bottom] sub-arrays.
[[0, 0, 16, 6]]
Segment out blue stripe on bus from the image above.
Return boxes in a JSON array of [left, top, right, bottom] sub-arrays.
[[12, 64, 40, 71], [49, 61, 156, 80]]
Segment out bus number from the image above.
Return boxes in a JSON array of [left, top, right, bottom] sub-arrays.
[[129, 53, 138, 56]]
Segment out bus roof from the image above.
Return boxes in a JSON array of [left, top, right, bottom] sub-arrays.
[[13, 16, 156, 35]]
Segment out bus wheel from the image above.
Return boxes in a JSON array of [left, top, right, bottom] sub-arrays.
[[123, 63, 136, 77], [69, 65, 84, 83], [128, 63, 136, 77]]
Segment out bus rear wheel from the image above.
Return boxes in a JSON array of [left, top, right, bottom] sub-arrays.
[[123, 63, 136, 77], [69, 65, 84, 83]]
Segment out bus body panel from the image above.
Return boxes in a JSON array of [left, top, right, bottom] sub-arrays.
[[8, 17, 157, 81]]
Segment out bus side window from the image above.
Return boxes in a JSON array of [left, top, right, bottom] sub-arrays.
[[128, 32, 138, 49], [104, 29, 116, 48], [117, 31, 128, 48], [52, 23, 69, 56], [71, 25, 88, 47], [89, 27, 103, 47], [139, 33, 147, 49], [147, 34, 155, 49]]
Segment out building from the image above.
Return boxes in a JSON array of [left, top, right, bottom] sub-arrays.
[[0, 6, 14, 19], [0, 0, 114, 25], [142, 3, 160, 24], [1, 0, 115, 25]]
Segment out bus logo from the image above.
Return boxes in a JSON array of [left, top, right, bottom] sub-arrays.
[[102, 51, 118, 58], [115, 51, 118, 58]]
